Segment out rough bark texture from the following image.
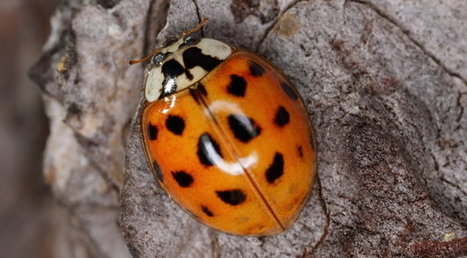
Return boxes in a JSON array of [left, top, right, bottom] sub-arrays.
[[30, 0, 467, 257]]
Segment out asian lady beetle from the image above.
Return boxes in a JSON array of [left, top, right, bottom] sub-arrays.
[[135, 19, 317, 236]]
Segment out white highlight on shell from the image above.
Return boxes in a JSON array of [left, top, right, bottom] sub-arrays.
[[203, 100, 243, 116], [144, 38, 232, 102], [203, 100, 258, 176], [161, 95, 176, 114], [203, 138, 257, 176]]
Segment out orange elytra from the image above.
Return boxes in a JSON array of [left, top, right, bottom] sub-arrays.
[[136, 19, 317, 236]]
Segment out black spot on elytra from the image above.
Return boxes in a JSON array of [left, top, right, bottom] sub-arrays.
[[274, 106, 290, 127], [265, 152, 284, 183], [152, 161, 163, 182], [166, 115, 185, 135], [297, 145, 304, 158], [201, 206, 214, 217], [148, 123, 158, 140], [227, 75, 247, 97], [280, 82, 298, 100], [197, 133, 223, 166], [248, 61, 265, 76], [183, 47, 222, 72], [216, 189, 247, 205], [228, 114, 262, 143], [171, 171, 193, 187]]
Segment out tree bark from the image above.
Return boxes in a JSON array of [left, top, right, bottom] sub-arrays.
[[30, 0, 467, 257]]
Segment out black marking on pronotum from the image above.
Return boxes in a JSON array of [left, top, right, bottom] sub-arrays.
[[183, 47, 222, 72], [165, 115, 185, 135], [171, 171, 194, 187], [280, 82, 299, 100], [148, 123, 158, 140], [265, 152, 284, 183], [248, 61, 265, 76], [274, 106, 290, 127], [152, 161, 163, 182], [227, 75, 247, 97], [160, 59, 185, 98], [216, 189, 247, 205], [298, 145, 304, 158], [197, 133, 223, 166], [227, 114, 262, 143], [162, 59, 185, 79], [201, 206, 214, 217], [185, 69, 194, 80]]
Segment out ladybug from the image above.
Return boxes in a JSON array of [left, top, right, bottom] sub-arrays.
[[134, 18, 317, 236]]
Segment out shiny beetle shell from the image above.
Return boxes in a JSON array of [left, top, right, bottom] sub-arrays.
[[140, 27, 317, 236]]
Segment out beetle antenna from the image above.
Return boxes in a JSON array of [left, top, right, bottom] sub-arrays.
[[183, 17, 208, 36], [129, 47, 162, 65], [129, 18, 208, 65]]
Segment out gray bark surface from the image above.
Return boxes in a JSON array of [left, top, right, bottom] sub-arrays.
[[30, 0, 467, 257]]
